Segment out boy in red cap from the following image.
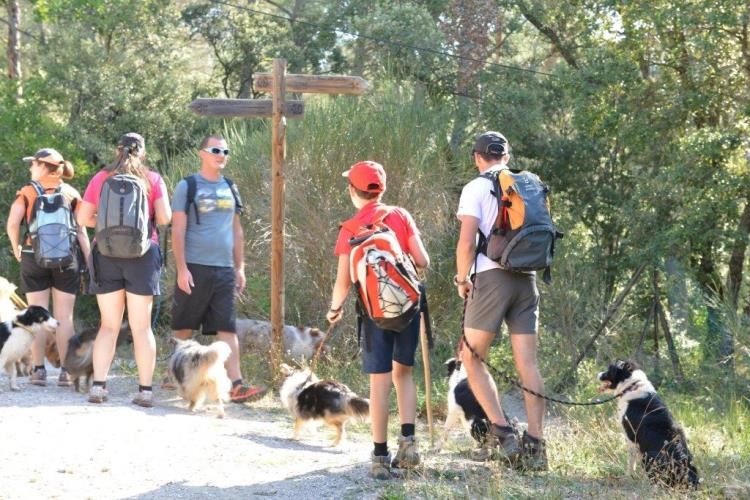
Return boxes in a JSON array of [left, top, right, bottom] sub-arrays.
[[327, 160, 430, 480]]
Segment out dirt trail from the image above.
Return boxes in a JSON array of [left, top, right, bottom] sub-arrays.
[[0, 363, 540, 500]]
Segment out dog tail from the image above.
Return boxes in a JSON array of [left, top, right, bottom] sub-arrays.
[[207, 341, 232, 364], [64, 331, 95, 373], [346, 395, 370, 419]]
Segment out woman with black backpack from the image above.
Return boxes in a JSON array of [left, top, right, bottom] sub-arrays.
[[76, 133, 171, 407], [6, 148, 91, 388]]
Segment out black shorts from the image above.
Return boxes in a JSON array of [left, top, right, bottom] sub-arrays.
[[170, 263, 236, 335], [20, 250, 80, 295], [89, 243, 162, 296]]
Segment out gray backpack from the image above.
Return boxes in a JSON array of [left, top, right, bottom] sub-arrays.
[[478, 168, 563, 283], [27, 181, 78, 269], [95, 174, 151, 258]]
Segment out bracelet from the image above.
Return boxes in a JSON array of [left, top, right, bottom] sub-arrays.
[[453, 275, 468, 286], [329, 305, 342, 313]]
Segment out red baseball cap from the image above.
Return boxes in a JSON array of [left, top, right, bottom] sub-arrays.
[[342, 160, 386, 193]]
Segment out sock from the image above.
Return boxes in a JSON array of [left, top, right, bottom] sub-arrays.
[[93, 380, 106, 389], [525, 433, 542, 443], [34, 365, 45, 372], [138, 385, 152, 392], [401, 424, 415, 438], [60, 367, 67, 374], [373, 442, 388, 457], [232, 379, 242, 388]]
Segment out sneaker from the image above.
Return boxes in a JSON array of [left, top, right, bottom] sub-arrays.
[[30, 367, 47, 386], [88, 385, 108, 403], [370, 453, 392, 480], [57, 369, 72, 387], [520, 431, 548, 472], [229, 384, 267, 403], [470, 424, 521, 465], [132, 390, 154, 408], [391, 435, 420, 469]]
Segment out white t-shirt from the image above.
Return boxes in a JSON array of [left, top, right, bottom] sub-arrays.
[[456, 166, 505, 275]]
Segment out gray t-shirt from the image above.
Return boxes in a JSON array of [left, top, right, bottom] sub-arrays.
[[172, 174, 241, 267]]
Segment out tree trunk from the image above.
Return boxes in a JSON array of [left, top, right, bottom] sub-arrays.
[[664, 256, 690, 337], [6, 0, 23, 100], [653, 270, 684, 383], [725, 195, 750, 309]]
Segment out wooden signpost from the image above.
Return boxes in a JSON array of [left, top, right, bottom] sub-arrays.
[[189, 59, 369, 379]]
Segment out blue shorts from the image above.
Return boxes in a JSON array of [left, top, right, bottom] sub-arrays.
[[360, 311, 421, 374]]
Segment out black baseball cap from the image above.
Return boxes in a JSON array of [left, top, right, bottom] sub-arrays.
[[473, 131, 509, 156], [117, 132, 145, 152]]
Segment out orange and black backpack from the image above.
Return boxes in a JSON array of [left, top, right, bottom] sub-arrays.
[[341, 207, 421, 331]]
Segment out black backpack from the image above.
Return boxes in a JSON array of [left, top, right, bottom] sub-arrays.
[[183, 174, 243, 224], [477, 168, 562, 283], [27, 181, 78, 269]]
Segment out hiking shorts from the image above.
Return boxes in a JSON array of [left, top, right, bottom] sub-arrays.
[[360, 311, 421, 374], [20, 250, 80, 295], [89, 243, 162, 296], [465, 268, 539, 335], [170, 263, 236, 335]]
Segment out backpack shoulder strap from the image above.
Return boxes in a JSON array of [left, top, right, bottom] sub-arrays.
[[223, 176, 243, 214], [183, 174, 200, 225], [29, 180, 45, 196]]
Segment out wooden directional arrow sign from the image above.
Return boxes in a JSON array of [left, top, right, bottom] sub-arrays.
[[189, 98, 304, 118], [254, 74, 370, 95]]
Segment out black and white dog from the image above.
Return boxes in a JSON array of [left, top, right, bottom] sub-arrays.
[[0, 306, 59, 391], [279, 363, 369, 446], [437, 358, 490, 450], [598, 360, 699, 488]]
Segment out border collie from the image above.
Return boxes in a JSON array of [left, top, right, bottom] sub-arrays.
[[598, 360, 699, 488], [168, 338, 232, 418], [279, 363, 369, 446], [436, 358, 490, 450], [0, 306, 59, 391]]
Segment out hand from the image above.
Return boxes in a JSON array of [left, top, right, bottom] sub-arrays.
[[12, 245, 21, 262], [177, 268, 194, 295], [456, 281, 472, 299], [326, 307, 343, 324], [234, 268, 246, 296]]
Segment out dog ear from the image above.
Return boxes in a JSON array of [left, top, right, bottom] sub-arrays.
[[621, 359, 638, 373], [444, 357, 457, 376]]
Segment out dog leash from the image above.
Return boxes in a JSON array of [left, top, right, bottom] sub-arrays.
[[458, 296, 638, 406], [294, 321, 339, 389]]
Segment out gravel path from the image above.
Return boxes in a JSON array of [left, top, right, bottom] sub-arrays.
[[1, 362, 539, 500]]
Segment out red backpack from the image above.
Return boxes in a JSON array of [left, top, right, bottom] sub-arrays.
[[342, 207, 421, 331]]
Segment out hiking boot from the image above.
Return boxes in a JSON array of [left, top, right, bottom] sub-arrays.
[[520, 431, 548, 472], [57, 369, 72, 387], [391, 435, 420, 469], [88, 385, 108, 403], [470, 424, 521, 465], [132, 390, 154, 408], [30, 367, 47, 386], [370, 453, 391, 480], [230, 384, 267, 403]]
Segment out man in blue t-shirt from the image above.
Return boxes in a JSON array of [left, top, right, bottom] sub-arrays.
[[169, 134, 266, 403]]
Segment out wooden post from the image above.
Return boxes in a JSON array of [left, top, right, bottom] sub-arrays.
[[419, 313, 433, 446], [270, 60, 287, 379], [189, 59, 369, 382]]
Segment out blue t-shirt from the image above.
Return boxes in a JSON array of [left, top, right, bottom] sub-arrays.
[[171, 174, 241, 267]]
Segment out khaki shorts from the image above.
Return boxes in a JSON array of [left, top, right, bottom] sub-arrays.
[[465, 268, 539, 335]]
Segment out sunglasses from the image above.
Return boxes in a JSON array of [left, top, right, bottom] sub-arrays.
[[203, 147, 230, 156]]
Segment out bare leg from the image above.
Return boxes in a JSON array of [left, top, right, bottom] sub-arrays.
[[510, 333, 545, 439], [51, 288, 76, 363], [217, 331, 241, 381], [92, 291, 125, 381], [461, 328, 509, 427], [392, 361, 416, 426], [370, 372, 391, 444], [26, 290, 51, 367], [125, 292, 155, 387]]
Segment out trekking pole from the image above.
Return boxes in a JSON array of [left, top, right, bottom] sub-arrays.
[[419, 310, 433, 446], [11, 291, 27, 310]]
